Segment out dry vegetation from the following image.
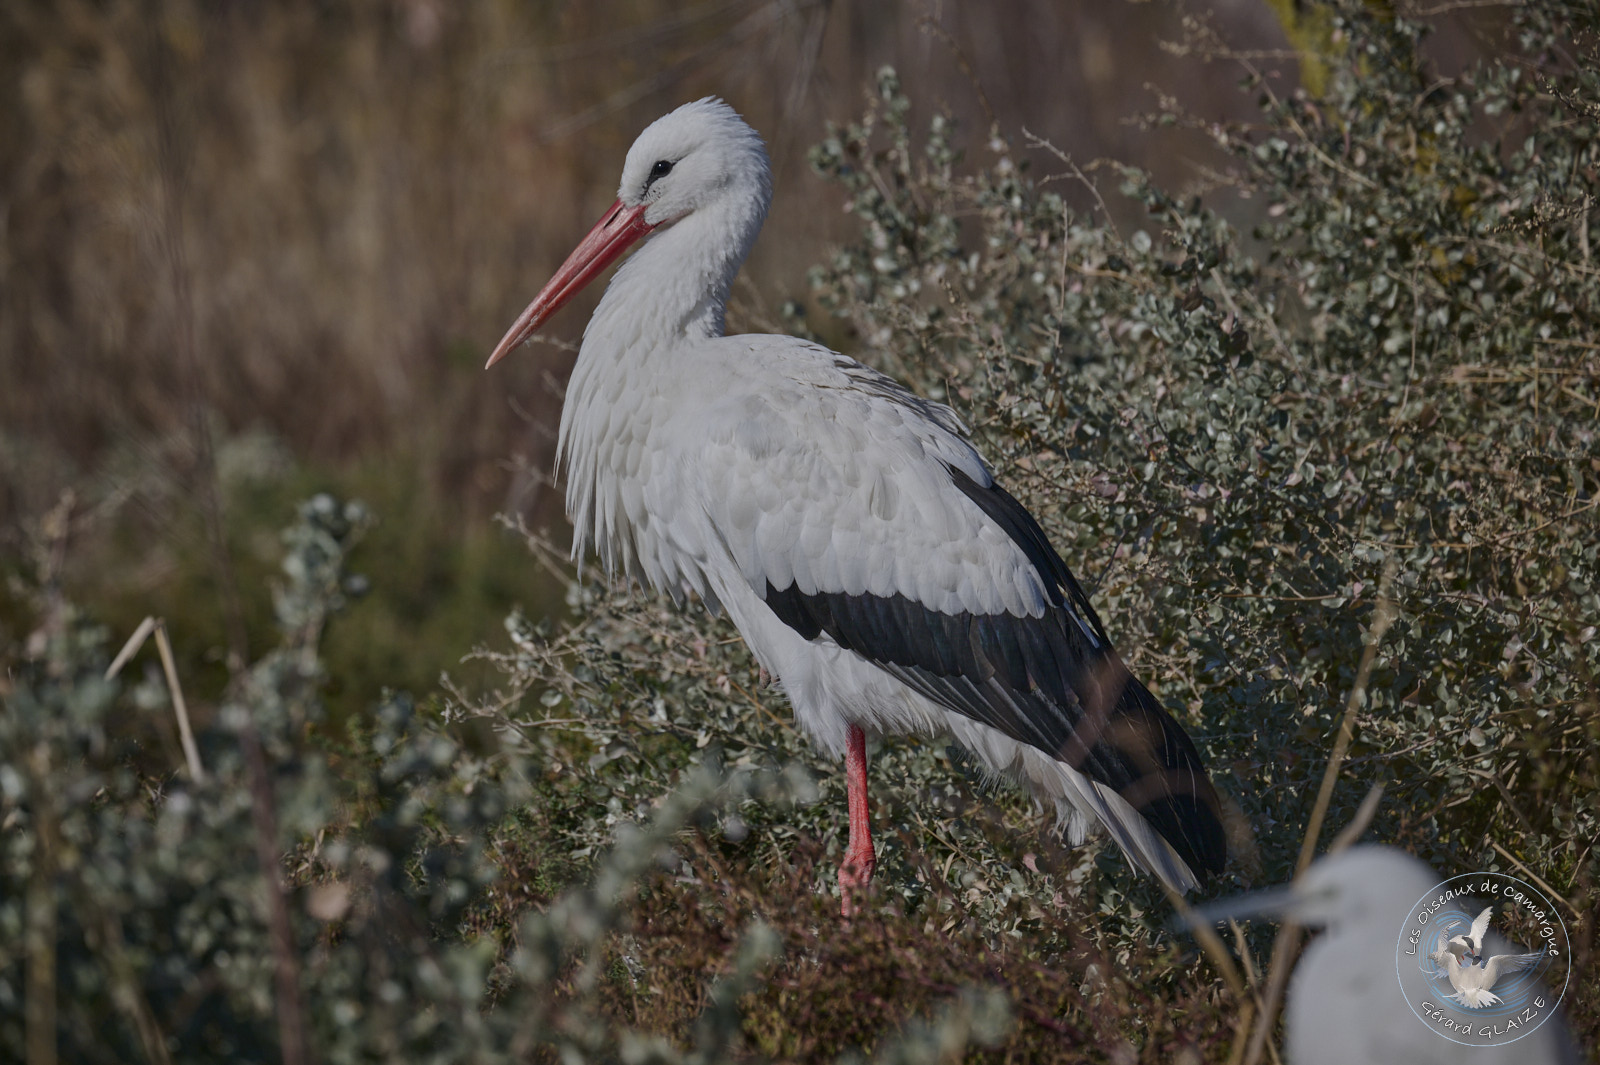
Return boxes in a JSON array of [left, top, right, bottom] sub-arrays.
[[3, 0, 1599, 1063]]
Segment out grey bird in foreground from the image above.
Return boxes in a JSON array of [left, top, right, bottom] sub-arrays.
[[1184, 846, 1579, 1065]]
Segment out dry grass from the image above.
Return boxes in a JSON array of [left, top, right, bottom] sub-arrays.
[[0, 0, 1300, 524]]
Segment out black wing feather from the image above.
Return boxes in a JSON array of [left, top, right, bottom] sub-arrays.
[[761, 465, 1227, 883]]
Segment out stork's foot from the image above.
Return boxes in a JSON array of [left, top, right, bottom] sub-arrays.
[[837, 845, 876, 917]]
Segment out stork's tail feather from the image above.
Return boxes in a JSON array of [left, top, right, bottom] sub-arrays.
[[1081, 779, 1207, 893], [1075, 661, 1228, 889]]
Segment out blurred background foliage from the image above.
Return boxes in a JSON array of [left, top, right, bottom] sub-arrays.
[[3, 0, 1599, 1062], [2, 0, 1309, 716]]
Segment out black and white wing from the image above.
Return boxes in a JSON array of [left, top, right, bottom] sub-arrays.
[[693, 336, 1227, 888]]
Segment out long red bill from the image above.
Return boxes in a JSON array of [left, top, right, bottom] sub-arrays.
[[485, 199, 656, 368]]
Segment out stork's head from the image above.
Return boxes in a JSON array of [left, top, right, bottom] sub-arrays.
[[617, 98, 771, 227], [486, 98, 770, 368]]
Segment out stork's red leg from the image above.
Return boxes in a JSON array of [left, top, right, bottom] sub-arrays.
[[838, 723, 876, 916]]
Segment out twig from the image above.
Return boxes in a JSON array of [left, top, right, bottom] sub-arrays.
[[1392, 264, 1421, 447], [914, 10, 997, 131], [1297, 559, 1399, 875], [1327, 783, 1385, 854], [1198, 266, 1240, 331], [1490, 841, 1583, 920], [1240, 57, 1377, 191], [106, 616, 205, 783], [1404, 0, 1523, 14], [1243, 928, 1296, 1065], [1162, 883, 1248, 999], [1225, 1002, 1257, 1065], [1243, 562, 1398, 1065], [89, 907, 173, 1065], [106, 616, 159, 681], [1163, 881, 1266, 1065], [238, 717, 311, 1065], [25, 746, 58, 1065], [1235, 276, 1295, 366], [154, 622, 206, 783], [1231, 919, 1261, 990], [1024, 130, 1120, 240], [502, 514, 577, 586]]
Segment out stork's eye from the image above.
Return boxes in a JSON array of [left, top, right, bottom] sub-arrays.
[[644, 159, 675, 192]]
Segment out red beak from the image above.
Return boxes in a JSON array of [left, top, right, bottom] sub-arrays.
[[485, 199, 656, 368]]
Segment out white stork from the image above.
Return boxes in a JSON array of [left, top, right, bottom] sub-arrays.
[[487, 98, 1226, 912]]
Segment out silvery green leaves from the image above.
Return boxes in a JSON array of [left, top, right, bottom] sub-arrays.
[[803, 18, 1598, 916]]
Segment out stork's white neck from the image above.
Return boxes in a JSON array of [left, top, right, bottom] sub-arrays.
[[588, 187, 768, 347], [556, 182, 769, 579]]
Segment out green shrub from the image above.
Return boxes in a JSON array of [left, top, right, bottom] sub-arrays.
[[804, 21, 1600, 892]]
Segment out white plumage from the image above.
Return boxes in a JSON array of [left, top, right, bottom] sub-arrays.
[[1188, 847, 1578, 1064], [488, 98, 1226, 911], [1432, 932, 1548, 1010], [1446, 904, 1494, 966]]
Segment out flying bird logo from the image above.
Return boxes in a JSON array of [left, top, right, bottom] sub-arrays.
[[1429, 918, 1547, 1009], [1443, 904, 1494, 967], [1390, 869, 1572, 1050]]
